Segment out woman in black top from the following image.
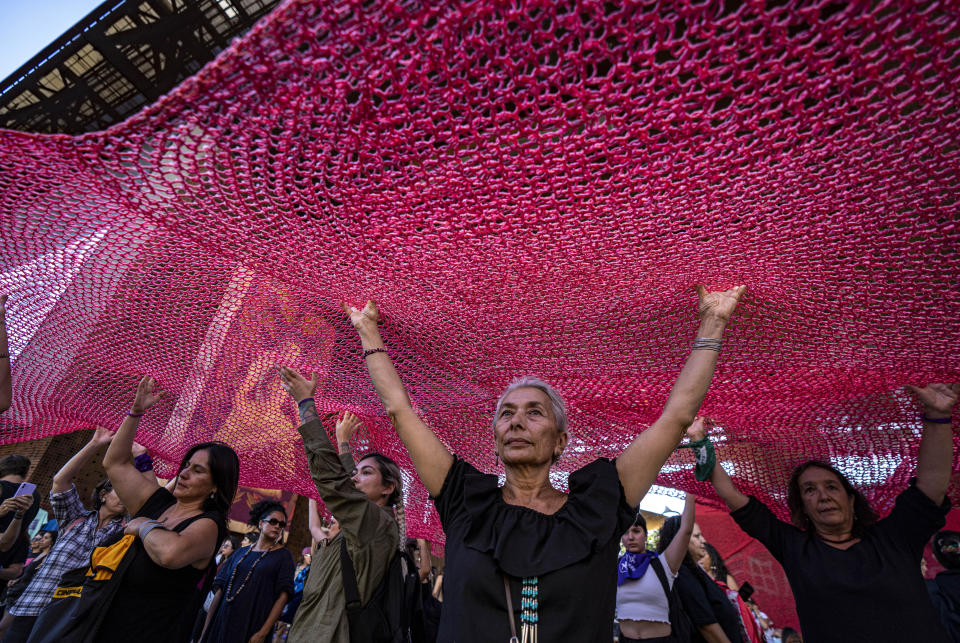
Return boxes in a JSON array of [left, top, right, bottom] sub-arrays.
[[99, 376, 240, 643], [201, 500, 295, 643], [659, 515, 740, 643], [341, 285, 745, 642], [689, 384, 958, 643]]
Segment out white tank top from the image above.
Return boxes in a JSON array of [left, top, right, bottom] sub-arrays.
[[616, 552, 676, 624]]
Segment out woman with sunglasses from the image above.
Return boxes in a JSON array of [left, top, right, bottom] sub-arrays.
[[200, 500, 295, 643]]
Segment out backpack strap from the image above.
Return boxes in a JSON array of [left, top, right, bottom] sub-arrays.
[[338, 537, 363, 613], [650, 555, 672, 600]]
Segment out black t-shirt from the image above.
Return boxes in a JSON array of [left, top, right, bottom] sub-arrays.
[[731, 481, 950, 643], [0, 480, 41, 568], [673, 563, 741, 643], [432, 456, 634, 642]]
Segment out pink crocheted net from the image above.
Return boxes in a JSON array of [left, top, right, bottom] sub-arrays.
[[1, 1, 959, 551]]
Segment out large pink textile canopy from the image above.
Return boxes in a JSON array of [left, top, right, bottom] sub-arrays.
[[1, 0, 959, 542]]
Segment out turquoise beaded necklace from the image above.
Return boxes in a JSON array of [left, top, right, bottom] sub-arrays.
[[520, 576, 539, 643]]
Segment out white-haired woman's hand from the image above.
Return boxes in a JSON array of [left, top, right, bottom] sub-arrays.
[[908, 383, 959, 419], [695, 285, 746, 324]]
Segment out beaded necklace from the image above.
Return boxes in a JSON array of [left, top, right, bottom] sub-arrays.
[[224, 545, 273, 603], [520, 576, 538, 643]]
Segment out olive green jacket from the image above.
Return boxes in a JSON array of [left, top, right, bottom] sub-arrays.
[[287, 418, 399, 643]]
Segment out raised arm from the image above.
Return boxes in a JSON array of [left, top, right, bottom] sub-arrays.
[[279, 367, 394, 541], [52, 427, 116, 494], [307, 498, 328, 544], [0, 295, 11, 413], [342, 301, 453, 496], [103, 376, 164, 515], [909, 383, 958, 505], [686, 419, 749, 511], [663, 493, 696, 573], [616, 285, 746, 506]]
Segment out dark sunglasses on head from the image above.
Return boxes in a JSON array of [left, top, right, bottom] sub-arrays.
[[262, 518, 287, 528]]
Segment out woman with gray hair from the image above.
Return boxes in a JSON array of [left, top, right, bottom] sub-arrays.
[[342, 284, 745, 642]]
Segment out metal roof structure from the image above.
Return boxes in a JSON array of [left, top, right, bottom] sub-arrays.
[[0, 0, 281, 134]]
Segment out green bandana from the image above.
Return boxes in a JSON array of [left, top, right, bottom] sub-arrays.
[[678, 437, 716, 481]]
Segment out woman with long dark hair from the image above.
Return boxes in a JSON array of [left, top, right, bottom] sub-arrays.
[[689, 383, 958, 642], [95, 376, 240, 643], [200, 500, 294, 643], [272, 382, 405, 643], [699, 542, 764, 643]]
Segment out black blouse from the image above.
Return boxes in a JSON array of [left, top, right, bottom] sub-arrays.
[[432, 456, 634, 642]]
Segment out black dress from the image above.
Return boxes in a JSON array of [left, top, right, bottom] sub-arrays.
[[202, 545, 295, 642], [432, 456, 634, 642], [96, 488, 225, 643], [731, 480, 950, 643]]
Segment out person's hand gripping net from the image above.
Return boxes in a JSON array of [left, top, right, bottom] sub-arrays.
[[279, 366, 318, 404]]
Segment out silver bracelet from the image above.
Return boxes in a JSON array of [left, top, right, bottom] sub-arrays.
[[138, 520, 166, 541], [692, 337, 722, 352]]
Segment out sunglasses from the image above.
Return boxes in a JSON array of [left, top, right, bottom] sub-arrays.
[[262, 518, 287, 528]]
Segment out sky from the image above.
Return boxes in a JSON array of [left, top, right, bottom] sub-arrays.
[[0, 0, 107, 82]]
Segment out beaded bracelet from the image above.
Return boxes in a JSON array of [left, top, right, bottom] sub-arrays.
[[363, 347, 388, 359]]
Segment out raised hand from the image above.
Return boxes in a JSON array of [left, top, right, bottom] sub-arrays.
[[341, 300, 379, 332], [336, 411, 362, 445], [279, 366, 318, 404], [695, 284, 747, 324], [907, 383, 959, 419], [90, 426, 115, 447], [131, 376, 165, 415], [685, 416, 708, 442]]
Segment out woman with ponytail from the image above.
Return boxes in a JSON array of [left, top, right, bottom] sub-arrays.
[[277, 373, 402, 643], [200, 500, 295, 643]]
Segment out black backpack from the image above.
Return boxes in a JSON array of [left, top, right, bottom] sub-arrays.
[[650, 556, 694, 643], [339, 538, 426, 643]]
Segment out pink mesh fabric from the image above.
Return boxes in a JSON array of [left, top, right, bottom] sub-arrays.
[[1, 0, 959, 544]]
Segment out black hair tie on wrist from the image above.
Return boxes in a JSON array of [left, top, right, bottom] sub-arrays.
[[923, 415, 952, 424]]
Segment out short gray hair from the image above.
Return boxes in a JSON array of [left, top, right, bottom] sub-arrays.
[[492, 376, 568, 435]]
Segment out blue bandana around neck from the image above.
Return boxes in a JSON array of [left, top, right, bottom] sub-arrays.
[[617, 550, 657, 586]]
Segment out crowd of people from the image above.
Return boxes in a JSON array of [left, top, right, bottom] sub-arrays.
[[0, 289, 957, 642]]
